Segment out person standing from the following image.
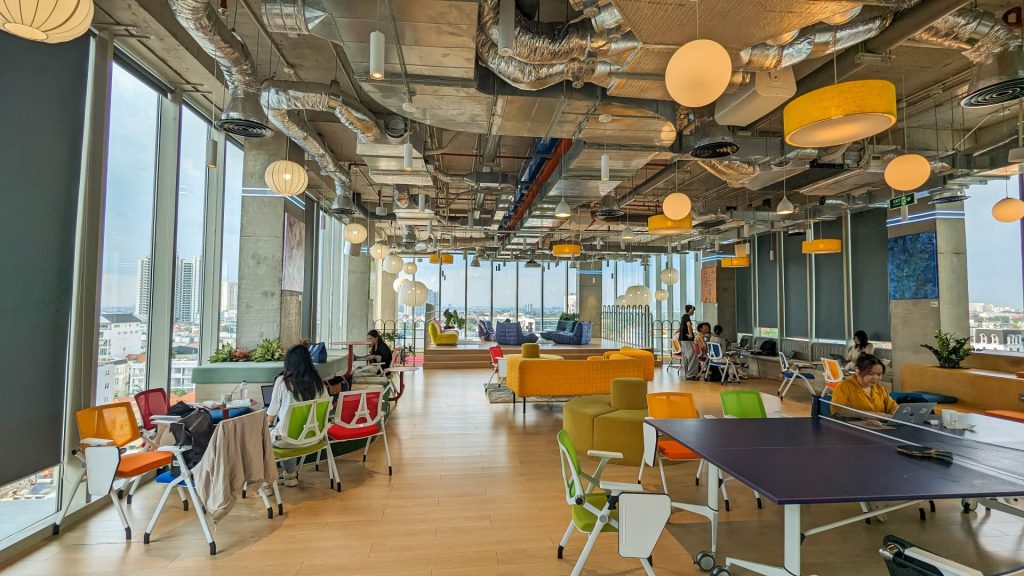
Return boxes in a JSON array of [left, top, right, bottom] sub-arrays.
[[679, 305, 698, 379]]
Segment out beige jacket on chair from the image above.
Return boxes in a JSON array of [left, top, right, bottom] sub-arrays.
[[193, 410, 278, 522]]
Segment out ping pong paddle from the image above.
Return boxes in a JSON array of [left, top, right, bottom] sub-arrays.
[[896, 445, 954, 463]]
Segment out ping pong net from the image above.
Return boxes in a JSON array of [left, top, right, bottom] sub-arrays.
[[817, 396, 1024, 484]]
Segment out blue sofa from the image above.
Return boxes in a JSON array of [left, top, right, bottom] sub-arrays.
[[478, 319, 496, 341], [495, 321, 539, 345], [550, 321, 592, 345]]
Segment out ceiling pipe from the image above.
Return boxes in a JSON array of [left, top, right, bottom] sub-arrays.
[[618, 158, 685, 208], [505, 139, 573, 231], [796, 0, 971, 96]]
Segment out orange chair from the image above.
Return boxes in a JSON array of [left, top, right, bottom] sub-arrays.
[[639, 393, 715, 491], [487, 345, 505, 385], [820, 358, 845, 394], [54, 403, 187, 540]]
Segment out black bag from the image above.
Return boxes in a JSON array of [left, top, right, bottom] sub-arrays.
[[326, 375, 351, 396], [168, 401, 196, 418], [308, 342, 327, 364], [169, 408, 215, 474], [757, 340, 777, 357]]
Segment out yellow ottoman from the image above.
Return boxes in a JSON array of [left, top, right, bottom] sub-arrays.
[[562, 378, 648, 466], [521, 343, 541, 358]]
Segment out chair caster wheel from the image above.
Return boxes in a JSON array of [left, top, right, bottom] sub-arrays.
[[800, 533, 806, 544], [962, 499, 977, 513], [648, 555, 653, 566], [695, 551, 716, 572], [918, 507, 927, 521], [241, 489, 247, 499], [695, 478, 700, 486], [278, 503, 284, 516], [329, 480, 334, 489], [723, 500, 731, 512], [388, 466, 393, 476], [144, 532, 150, 544], [711, 566, 731, 576], [267, 507, 273, 519], [117, 489, 124, 500], [209, 542, 217, 556], [557, 545, 564, 559], [362, 455, 367, 462], [183, 500, 189, 511], [335, 482, 341, 493], [124, 527, 132, 540], [126, 494, 133, 505], [756, 497, 763, 509], [929, 500, 936, 512]]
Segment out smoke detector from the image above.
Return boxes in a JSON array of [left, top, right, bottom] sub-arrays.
[[962, 50, 1024, 108], [594, 194, 625, 220]]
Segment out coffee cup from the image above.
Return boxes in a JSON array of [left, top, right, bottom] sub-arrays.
[[942, 409, 959, 429]]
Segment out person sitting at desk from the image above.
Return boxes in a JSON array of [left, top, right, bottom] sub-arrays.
[[844, 330, 875, 371], [830, 354, 897, 418], [267, 345, 328, 487]]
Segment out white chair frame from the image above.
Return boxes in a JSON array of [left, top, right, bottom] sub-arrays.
[[777, 352, 818, 399], [700, 342, 740, 383], [326, 389, 393, 477], [273, 397, 339, 491]]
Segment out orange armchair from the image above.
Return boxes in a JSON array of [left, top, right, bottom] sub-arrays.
[[603, 347, 655, 381]]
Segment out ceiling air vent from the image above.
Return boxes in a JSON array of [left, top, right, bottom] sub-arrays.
[[215, 94, 273, 138], [962, 50, 1024, 108], [929, 191, 971, 205], [594, 194, 625, 220]]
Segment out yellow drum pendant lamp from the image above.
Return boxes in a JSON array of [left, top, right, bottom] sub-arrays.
[[647, 214, 693, 236], [784, 80, 897, 148], [552, 243, 582, 258], [720, 256, 750, 268], [429, 253, 454, 265], [801, 238, 842, 254]]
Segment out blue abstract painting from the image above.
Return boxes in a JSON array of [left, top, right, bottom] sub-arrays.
[[887, 231, 939, 300]]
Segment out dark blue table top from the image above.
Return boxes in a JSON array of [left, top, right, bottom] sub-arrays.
[[648, 417, 1024, 505]]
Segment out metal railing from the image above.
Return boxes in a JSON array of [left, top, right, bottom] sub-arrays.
[[372, 319, 425, 361], [601, 305, 653, 350], [652, 319, 681, 359]]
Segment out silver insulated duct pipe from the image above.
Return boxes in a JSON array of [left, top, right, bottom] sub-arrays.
[[260, 80, 380, 142], [260, 80, 358, 209], [475, 32, 617, 90], [167, 0, 272, 137], [910, 8, 1020, 64], [739, 13, 891, 71]]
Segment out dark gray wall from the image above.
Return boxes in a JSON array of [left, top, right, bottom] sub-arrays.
[[0, 34, 90, 485], [783, 233, 808, 338], [735, 264, 752, 334], [814, 219, 845, 340], [756, 234, 778, 329], [851, 209, 891, 341]]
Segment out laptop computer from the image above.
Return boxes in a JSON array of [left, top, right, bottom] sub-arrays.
[[829, 353, 847, 363], [890, 402, 936, 426], [734, 336, 751, 350], [261, 384, 275, 409]]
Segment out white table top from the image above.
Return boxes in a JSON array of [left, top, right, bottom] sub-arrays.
[[386, 366, 420, 373]]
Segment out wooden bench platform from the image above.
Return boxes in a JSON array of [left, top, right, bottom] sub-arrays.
[[900, 364, 1024, 411]]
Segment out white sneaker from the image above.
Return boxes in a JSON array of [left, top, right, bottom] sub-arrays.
[[282, 472, 299, 487]]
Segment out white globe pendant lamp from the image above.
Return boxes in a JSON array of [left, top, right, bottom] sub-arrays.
[[0, 0, 93, 43], [884, 153, 931, 191], [662, 192, 692, 220], [344, 221, 368, 244], [992, 197, 1024, 222], [664, 38, 733, 108], [393, 277, 409, 293], [403, 261, 418, 275], [615, 295, 627, 306], [660, 267, 680, 285], [265, 160, 308, 196], [655, 288, 669, 302], [400, 280, 429, 307], [382, 254, 404, 274], [369, 242, 390, 260]]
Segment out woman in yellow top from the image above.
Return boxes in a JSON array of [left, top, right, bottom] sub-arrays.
[[829, 355, 898, 418]]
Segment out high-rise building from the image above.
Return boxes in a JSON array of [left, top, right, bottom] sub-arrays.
[[221, 280, 238, 312], [136, 256, 151, 318], [98, 314, 144, 359], [173, 255, 203, 323]]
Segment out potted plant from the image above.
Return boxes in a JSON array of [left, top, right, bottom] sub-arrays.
[[921, 330, 973, 369], [558, 312, 579, 322], [442, 308, 466, 331]]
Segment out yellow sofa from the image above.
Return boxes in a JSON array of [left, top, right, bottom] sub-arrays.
[[428, 322, 458, 346], [563, 378, 648, 465], [506, 355, 645, 414], [602, 346, 655, 381]]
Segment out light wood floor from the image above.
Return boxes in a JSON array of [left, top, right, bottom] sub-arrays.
[[3, 369, 1023, 576]]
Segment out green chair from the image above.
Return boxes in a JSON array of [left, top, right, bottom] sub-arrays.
[[720, 389, 768, 419], [272, 397, 339, 490], [556, 430, 669, 576]]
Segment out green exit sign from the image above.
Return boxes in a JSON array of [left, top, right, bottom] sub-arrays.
[[889, 193, 917, 210]]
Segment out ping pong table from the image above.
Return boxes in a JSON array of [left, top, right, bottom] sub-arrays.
[[648, 405, 1024, 576]]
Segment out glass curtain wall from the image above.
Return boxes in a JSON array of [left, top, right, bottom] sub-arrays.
[[567, 263, 578, 314], [316, 216, 346, 343], [169, 106, 209, 395], [95, 62, 161, 406], [493, 261, 516, 321], [543, 261, 568, 330], [466, 258, 491, 334], [519, 261, 542, 332], [219, 141, 243, 346], [439, 254, 467, 334], [965, 179, 1024, 351], [602, 260, 617, 306]]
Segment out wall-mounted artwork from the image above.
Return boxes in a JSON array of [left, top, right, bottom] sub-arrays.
[[887, 231, 939, 300], [282, 212, 305, 292], [701, 267, 717, 303]]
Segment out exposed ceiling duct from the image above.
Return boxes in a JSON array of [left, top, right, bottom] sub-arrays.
[[260, 80, 380, 142], [909, 8, 1019, 65], [738, 11, 891, 71], [167, 0, 272, 137], [699, 148, 819, 190], [260, 80, 355, 202], [475, 32, 618, 90], [594, 193, 625, 220]]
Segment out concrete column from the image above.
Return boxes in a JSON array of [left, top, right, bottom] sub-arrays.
[[579, 262, 602, 333], [345, 252, 371, 340], [237, 133, 307, 349], [889, 206, 969, 389], [715, 265, 738, 343], [376, 262, 398, 323]]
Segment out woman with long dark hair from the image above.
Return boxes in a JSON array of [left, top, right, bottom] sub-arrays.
[[267, 345, 327, 486], [366, 329, 393, 371], [844, 330, 875, 371]]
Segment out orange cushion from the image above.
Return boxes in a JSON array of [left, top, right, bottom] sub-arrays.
[[656, 439, 700, 461], [115, 451, 173, 478], [985, 410, 1024, 423]]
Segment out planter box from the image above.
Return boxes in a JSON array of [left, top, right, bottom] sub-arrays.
[[190, 355, 348, 402]]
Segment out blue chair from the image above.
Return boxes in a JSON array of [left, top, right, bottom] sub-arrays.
[[478, 319, 496, 341], [541, 319, 571, 341], [495, 321, 539, 345], [701, 342, 739, 383], [550, 321, 592, 345], [777, 352, 817, 399]]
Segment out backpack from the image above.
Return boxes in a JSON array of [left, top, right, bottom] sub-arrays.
[[169, 408, 215, 474], [758, 340, 777, 357]]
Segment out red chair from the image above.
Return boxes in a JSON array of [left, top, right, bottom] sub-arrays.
[[135, 388, 170, 432], [326, 389, 392, 477], [488, 346, 505, 385]]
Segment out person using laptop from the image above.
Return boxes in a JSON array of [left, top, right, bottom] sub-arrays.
[[267, 345, 328, 487], [830, 354, 897, 418], [844, 330, 875, 371]]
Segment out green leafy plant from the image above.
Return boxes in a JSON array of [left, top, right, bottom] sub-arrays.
[[921, 330, 973, 369], [397, 344, 415, 365], [209, 344, 234, 363], [250, 338, 284, 362], [558, 312, 579, 322], [442, 308, 466, 330], [380, 331, 397, 346]]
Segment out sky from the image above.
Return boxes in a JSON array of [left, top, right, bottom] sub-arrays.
[[100, 63, 243, 310], [964, 179, 1024, 309]]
